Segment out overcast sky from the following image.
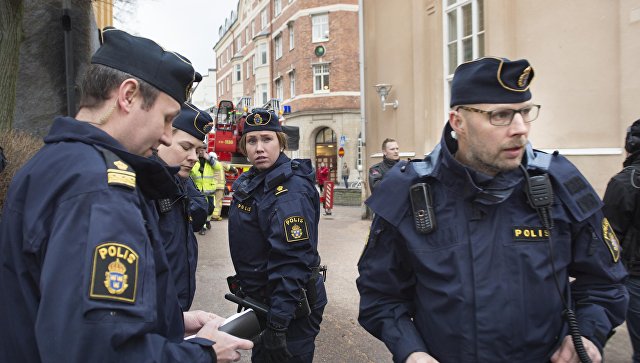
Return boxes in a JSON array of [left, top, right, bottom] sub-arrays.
[[114, 0, 238, 74]]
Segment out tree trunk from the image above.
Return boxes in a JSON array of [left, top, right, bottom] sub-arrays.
[[0, 0, 24, 130]]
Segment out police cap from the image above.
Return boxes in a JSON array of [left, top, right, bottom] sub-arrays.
[[92, 27, 198, 104], [243, 108, 282, 134], [173, 103, 214, 141], [450, 57, 535, 108]]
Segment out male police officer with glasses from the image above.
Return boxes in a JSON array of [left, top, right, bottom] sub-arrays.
[[357, 57, 628, 363], [0, 28, 252, 362]]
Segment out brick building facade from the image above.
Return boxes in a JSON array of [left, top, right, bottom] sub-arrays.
[[214, 0, 362, 185]]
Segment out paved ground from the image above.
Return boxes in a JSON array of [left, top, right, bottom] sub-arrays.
[[191, 205, 632, 362]]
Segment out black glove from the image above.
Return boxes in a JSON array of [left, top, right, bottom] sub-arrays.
[[260, 326, 292, 363]]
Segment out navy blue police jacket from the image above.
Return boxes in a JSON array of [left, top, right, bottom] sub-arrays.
[[357, 124, 628, 363], [157, 168, 208, 311], [0, 117, 216, 363], [228, 153, 327, 328]]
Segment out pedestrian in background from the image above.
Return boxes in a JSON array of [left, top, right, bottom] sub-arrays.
[[228, 108, 327, 363], [603, 118, 640, 363], [357, 56, 628, 363], [316, 162, 329, 193], [192, 147, 216, 233], [368, 138, 400, 193], [0, 28, 252, 362], [209, 151, 237, 221], [155, 102, 213, 311], [342, 162, 350, 189]]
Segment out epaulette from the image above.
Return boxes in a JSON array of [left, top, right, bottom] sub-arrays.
[[96, 147, 136, 190], [545, 151, 602, 222]]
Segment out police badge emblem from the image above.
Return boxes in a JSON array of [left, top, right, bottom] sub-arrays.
[[90, 242, 138, 303], [284, 216, 309, 242], [104, 258, 128, 294]]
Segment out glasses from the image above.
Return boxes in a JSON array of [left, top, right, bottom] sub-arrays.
[[456, 104, 541, 126]]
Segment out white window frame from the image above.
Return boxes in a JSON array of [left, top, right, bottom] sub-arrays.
[[275, 78, 283, 100], [444, 0, 485, 100], [259, 43, 268, 65], [274, 34, 282, 60], [288, 23, 295, 50], [236, 37, 242, 52], [235, 64, 242, 82], [251, 20, 255, 37], [312, 13, 329, 42], [274, 0, 282, 16], [258, 83, 268, 104], [261, 9, 268, 29], [245, 27, 250, 44], [312, 63, 330, 93], [246, 61, 250, 79], [289, 70, 296, 97]]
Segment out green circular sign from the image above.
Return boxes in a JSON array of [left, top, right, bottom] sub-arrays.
[[314, 45, 326, 57]]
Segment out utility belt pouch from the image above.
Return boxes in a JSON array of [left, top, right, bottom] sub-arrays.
[[293, 288, 311, 319], [305, 265, 326, 307]]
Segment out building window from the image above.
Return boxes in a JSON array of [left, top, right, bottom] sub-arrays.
[[312, 13, 329, 42], [245, 27, 250, 44], [445, 0, 484, 77], [258, 83, 268, 104], [313, 64, 329, 92], [274, 34, 282, 60], [246, 61, 250, 79], [289, 71, 296, 97], [235, 64, 242, 82], [257, 43, 268, 65], [274, 0, 281, 16], [251, 20, 255, 37], [261, 9, 268, 29], [288, 23, 294, 50], [236, 37, 242, 52], [275, 78, 283, 100]]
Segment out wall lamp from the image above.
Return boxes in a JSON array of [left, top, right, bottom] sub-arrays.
[[373, 83, 399, 111]]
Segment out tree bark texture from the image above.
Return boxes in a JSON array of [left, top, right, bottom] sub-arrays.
[[0, 0, 24, 131]]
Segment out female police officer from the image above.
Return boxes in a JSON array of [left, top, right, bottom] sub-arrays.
[[155, 102, 213, 311], [228, 108, 327, 363]]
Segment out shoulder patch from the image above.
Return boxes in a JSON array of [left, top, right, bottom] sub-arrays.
[[284, 216, 309, 243], [275, 185, 288, 196], [602, 218, 621, 263], [89, 242, 139, 303]]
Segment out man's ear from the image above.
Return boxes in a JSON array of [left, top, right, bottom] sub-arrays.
[[116, 78, 140, 112], [449, 109, 464, 135]]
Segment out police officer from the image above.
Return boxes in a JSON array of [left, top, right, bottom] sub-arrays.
[[191, 148, 217, 232], [228, 108, 327, 363], [603, 118, 640, 362], [0, 28, 252, 362], [357, 57, 628, 363], [155, 102, 213, 311], [368, 138, 400, 192]]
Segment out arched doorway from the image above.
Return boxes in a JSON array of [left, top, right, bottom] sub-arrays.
[[315, 127, 337, 181]]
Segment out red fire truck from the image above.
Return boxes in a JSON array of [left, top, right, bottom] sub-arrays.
[[205, 99, 298, 213]]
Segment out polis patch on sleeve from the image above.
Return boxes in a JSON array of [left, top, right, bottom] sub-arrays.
[[89, 242, 139, 303], [602, 218, 621, 263], [284, 216, 309, 243]]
